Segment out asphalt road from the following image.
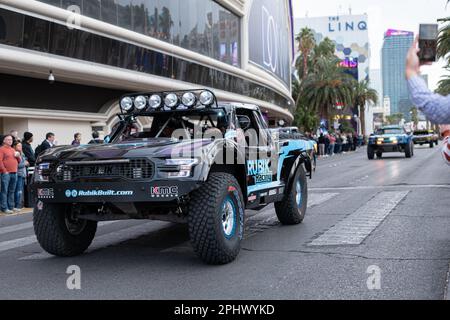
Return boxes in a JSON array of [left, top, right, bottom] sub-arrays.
[[1, 145, 450, 300]]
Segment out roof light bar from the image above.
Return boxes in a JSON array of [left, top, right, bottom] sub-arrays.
[[119, 89, 217, 114]]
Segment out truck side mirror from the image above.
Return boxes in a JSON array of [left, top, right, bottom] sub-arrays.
[[237, 115, 251, 131]]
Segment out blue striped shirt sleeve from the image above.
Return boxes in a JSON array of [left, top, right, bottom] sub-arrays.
[[407, 76, 450, 124]]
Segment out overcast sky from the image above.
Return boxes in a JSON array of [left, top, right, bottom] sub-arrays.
[[292, 0, 450, 90]]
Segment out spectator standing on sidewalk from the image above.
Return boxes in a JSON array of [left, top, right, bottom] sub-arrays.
[[71, 133, 82, 146], [342, 134, 348, 153], [22, 132, 35, 167], [335, 134, 343, 154], [88, 131, 103, 144], [13, 141, 28, 211], [406, 36, 450, 165], [318, 133, 326, 157], [9, 130, 19, 143], [352, 133, 358, 151], [328, 134, 336, 156], [0, 135, 21, 214], [35, 132, 55, 157]]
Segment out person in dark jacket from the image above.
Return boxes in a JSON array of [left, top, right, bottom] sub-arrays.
[[88, 131, 103, 144], [318, 133, 326, 157], [35, 132, 55, 157], [22, 132, 35, 167]]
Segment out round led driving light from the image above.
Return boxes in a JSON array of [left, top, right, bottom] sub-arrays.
[[164, 93, 179, 108], [181, 92, 197, 107], [199, 91, 214, 106], [134, 95, 147, 110], [149, 94, 162, 109], [120, 97, 133, 112]]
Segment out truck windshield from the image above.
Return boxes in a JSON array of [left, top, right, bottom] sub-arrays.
[[116, 109, 230, 142], [376, 128, 404, 135]]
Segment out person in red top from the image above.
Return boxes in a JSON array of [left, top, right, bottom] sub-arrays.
[[0, 135, 21, 214]]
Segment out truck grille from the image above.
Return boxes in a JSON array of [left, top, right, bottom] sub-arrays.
[[54, 159, 154, 182]]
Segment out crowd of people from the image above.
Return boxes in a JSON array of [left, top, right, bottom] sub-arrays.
[[304, 131, 363, 158], [0, 130, 102, 214]]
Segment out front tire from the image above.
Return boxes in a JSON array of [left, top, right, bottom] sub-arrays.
[[430, 141, 434, 148], [33, 203, 97, 257], [376, 151, 383, 159], [405, 142, 413, 158], [367, 145, 375, 160], [187, 172, 245, 265], [275, 165, 308, 225]]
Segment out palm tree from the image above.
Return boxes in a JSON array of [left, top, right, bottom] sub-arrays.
[[295, 28, 316, 80], [301, 57, 354, 125], [313, 37, 336, 60], [352, 80, 379, 137], [436, 73, 450, 95], [437, 22, 450, 63]]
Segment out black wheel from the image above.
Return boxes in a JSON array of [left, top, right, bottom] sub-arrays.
[[405, 142, 413, 158], [33, 203, 97, 257], [367, 145, 375, 160], [274, 165, 307, 225], [376, 151, 383, 159], [430, 141, 434, 148], [187, 172, 245, 265]]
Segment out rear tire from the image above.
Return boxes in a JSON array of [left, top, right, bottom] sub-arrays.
[[33, 203, 97, 257], [430, 141, 434, 148], [367, 145, 375, 160], [376, 151, 383, 159], [187, 172, 245, 265], [275, 165, 307, 225]]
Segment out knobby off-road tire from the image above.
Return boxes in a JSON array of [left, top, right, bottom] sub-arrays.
[[405, 142, 414, 158], [274, 164, 308, 225], [33, 203, 97, 257], [187, 172, 245, 265], [367, 145, 375, 160]]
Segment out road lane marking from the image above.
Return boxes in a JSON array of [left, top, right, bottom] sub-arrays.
[[308, 192, 339, 208], [0, 222, 33, 236], [308, 191, 409, 246], [11, 193, 338, 258], [0, 235, 37, 253], [19, 221, 169, 260], [310, 185, 450, 191], [0, 221, 120, 255]]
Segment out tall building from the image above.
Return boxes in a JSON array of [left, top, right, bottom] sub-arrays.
[[0, 0, 295, 145], [369, 69, 384, 131], [369, 69, 382, 108], [295, 14, 370, 82], [295, 14, 371, 134], [382, 29, 414, 120]]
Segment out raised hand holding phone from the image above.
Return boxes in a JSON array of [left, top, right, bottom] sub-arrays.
[[418, 23, 438, 64]]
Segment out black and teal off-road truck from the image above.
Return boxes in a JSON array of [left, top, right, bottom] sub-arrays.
[[32, 89, 316, 264]]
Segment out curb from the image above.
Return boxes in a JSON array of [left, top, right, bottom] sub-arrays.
[[0, 208, 33, 218]]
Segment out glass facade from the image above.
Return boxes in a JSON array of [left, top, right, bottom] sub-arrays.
[[382, 33, 414, 119], [37, 0, 240, 67], [0, 8, 292, 112], [249, 0, 291, 88]]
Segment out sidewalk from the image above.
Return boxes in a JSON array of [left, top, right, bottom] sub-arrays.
[[0, 208, 33, 217], [316, 147, 364, 161]]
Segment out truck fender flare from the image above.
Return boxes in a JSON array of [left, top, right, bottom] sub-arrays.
[[285, 152, 312, 194]]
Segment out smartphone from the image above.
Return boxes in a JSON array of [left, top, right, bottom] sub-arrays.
[[419, 24, 438, 63]]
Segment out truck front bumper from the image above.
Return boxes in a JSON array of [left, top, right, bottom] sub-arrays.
[[32, 180, 201, 204], [371, 143, 406, 152]]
